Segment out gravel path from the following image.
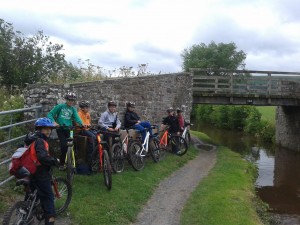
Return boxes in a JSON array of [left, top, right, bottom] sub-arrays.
[[130, 137, 217, 225]]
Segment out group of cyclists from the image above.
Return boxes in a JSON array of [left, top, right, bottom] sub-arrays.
[[16, 91, 188, 225]]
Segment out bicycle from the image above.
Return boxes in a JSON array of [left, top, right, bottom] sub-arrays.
[[90, 128, 113, 190], [128, 125, 166, 171], [181, 122, 192, 146], [2, 175, 72, 225], [110, 129, 131, 173], [159, 128, 188, 156]]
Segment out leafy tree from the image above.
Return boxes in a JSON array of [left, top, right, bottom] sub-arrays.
[[181, 41, 246, 72], [0, 19, 66, 88]]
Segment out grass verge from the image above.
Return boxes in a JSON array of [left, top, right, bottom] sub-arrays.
[[181, 131, 264, 225]]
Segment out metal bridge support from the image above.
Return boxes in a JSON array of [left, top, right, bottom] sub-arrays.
[[276, 106, 300, 151]]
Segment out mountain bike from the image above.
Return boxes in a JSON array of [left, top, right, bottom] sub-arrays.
[[110, 129, 131, 173], [2, 175, 72, 225], [181, 122, 192, 146], [90, 128, 112, 190], [159, 128, 188, 156], [129, 126, 166, 171]]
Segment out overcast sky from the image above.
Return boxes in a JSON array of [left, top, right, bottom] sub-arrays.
[[1, 0, 300, 74]]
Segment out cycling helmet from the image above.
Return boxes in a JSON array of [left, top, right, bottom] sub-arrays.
[[35, 117, 55, 128], [63, 91, 77, 100], [166, 107, 174, 113], [79, 100, 90, 108], [107, 101, 117, 107], [126, 102, 135, 108], [176, 108, 182, 113]]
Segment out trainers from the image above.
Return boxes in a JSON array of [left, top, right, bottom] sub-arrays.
[[59, 165, 66, 171]]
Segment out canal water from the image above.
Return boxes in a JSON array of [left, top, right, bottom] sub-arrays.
[[192, 121, 300, 225]]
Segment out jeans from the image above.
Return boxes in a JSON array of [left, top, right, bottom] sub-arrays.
[[80, 130, 97, 165], [134, 121, 152, 143], [30, 178, 55, 219]]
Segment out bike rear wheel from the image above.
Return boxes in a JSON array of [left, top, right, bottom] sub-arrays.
[[171, 136, 188, 156], [66, 147, 75, 185], [2, 201, 30, 225], [111, 143, 125, 173], [150, 137, 166, 162], [53, 177, 72, 214], [129, 141, 145, 171], [102, 149, 112, 190]]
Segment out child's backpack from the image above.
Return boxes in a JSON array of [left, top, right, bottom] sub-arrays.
[[9, 133, 43, 178]]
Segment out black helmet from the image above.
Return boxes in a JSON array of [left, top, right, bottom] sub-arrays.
[[107, 101, 117, 107], [176, 108, 182, 113], [63, 91, 77, 100], [126, 102, 135, 108], [167, 107, 174, 113], [79, 100, 90, 108]]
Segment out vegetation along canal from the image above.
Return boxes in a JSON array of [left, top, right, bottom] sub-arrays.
[[193, 121, 300, 225]]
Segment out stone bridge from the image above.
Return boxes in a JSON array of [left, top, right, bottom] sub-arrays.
[[23, 70, 300, 151]]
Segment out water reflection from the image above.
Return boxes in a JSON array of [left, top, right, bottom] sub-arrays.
[[193, 121, 300, 224]]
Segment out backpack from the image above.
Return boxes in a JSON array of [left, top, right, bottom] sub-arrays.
[[9, 135, 48, 179]]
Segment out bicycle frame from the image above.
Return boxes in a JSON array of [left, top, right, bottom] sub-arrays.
[[96, 133, 104, 170], [65, 129, 76, 169], [159, 130, 169, 148], [182, 127, 188, 139], [138, 130, 150, 157]]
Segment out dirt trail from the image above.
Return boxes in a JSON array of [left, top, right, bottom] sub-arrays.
[[131, 137, 217, 225]]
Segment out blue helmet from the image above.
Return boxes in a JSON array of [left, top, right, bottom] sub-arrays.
[[35, 118, 55, 128]]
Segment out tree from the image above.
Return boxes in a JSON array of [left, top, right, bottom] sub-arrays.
[[181, 41, 246, 72], [0, 19, 66, 88]]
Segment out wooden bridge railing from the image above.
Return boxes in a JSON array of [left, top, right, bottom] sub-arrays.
[[191, 69, 300, 105]]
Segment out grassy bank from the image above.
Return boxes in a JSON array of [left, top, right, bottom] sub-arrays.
[[181, 131, 264, 225], [256, 106, 276, 125]]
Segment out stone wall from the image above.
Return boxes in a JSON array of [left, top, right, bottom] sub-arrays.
[[23, 73, 193, 126], [276, 106, 300, 151]]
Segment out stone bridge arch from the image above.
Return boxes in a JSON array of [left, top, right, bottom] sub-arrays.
[[23, 73, 193, 126]]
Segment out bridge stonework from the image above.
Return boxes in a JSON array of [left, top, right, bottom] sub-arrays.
[[23, 73, 193, 126], [276, 106, 300, 151]]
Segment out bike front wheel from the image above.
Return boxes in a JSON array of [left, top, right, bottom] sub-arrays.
[[66, 147, 75, 185], [129, 141, 145, 171], [53, 177, 72, 214], [185, 131, 191, 146], [2, 201, 30, 225], [111, 143, 125, 173], [150, 137, 166, 162], [171, 136, 188, 156], [102, 149, 112, 190]]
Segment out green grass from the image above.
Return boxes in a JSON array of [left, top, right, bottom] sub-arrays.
[[256, 106, 276, 125], [66, 148, 198, 225], [181, 131, 263, 225], [1, 131, 264, 225]]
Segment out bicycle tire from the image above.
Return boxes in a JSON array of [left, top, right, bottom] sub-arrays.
[[128, 141, 145, 171], [53, 177, 72, 215], [150, 137, 166, 162], [185, 131, 191, 146], [111, 143, 125, 173], [66, 147, 75, 185], [171, 136, 188, 156], [2, 201, 30, 225], [102, 149, 112, 190]]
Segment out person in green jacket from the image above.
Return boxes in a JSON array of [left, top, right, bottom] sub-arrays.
[[47, 91, 83, 170]]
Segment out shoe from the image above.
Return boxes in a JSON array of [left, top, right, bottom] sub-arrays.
[[59, 165, 66, 171]]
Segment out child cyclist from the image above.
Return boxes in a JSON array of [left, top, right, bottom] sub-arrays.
[[77, 100, 96, 170], [161, 107, 181, 154], [24, 117, 59, 225], [124, 102, 153, 143], [98, 101, 121, 146], [47, 91, 83, 170]]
